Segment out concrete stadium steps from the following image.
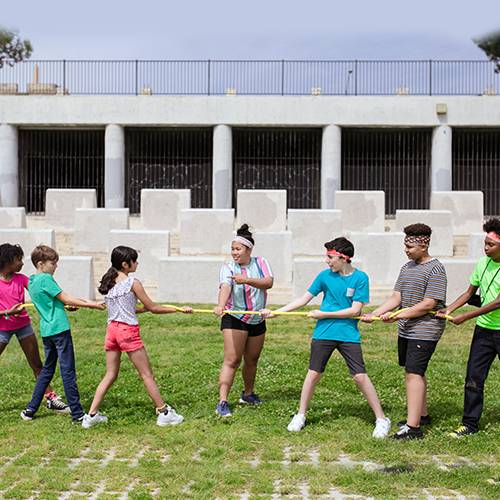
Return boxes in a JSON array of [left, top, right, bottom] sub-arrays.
[[22, 216, 477, 305]]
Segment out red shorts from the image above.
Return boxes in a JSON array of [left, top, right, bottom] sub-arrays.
[[104, 321, 144, 352]]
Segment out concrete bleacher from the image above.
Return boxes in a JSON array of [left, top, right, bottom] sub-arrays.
[[0, 188, 492, 305]]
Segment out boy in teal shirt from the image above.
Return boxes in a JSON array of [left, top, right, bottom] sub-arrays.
[[21, 245, 105, 423], [438, 218, 500, 437], [261, 237, 391, 437]]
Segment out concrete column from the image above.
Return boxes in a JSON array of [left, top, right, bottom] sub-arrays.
[[105, 124, 125, 208], [0, 124, 19, 206], [431, 125, 452, 192], [321, 124, 341, 208], [212, 124, 232, 208]]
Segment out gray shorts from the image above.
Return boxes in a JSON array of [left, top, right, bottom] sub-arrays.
[[0, 324, 35, 345], [309, 339, 367, 375]]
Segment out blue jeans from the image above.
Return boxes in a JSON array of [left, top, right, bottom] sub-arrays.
[[27, 330, 84, 421]]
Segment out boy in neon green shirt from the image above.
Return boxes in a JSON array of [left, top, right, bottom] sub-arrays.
[[438, 218, 500, 437]]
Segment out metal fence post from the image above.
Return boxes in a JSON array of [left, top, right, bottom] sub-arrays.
[[135, 60, 139, 95], [62, 59, 66, 93], [281, 59, 285, 95], [207, 59, 211, 95], [429, 60, 432, 96], [354, 60, 358, 96]]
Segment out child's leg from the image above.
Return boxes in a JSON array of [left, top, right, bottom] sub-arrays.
[[298, 340, 336, 414], [352, 373, 385, 419], [422, 376, 428, 416], [219, 329, 247, 402], [298, 370, 323, 414], [26, 337, 58, 412], [338, 343, 386, 420], [55, 332, 84, 420], [18, 333, 56, 397], [0, 342, 7, 356], [88, 351, 122, 415], [242, 333, 265, 395], [127, 348, 164, 408], [406, 372, 426, 427], [462, 326, 497, 432]]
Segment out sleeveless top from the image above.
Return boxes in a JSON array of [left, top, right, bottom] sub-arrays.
[[105, 276, 138, 325]]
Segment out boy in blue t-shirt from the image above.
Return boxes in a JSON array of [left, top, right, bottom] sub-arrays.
[[261, 237, 391, 437]]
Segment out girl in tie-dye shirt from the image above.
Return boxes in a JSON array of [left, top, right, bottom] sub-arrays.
[[213, 224, 274, 417]]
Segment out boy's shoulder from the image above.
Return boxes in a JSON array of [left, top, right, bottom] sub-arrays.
[[352, 268, 369, 282], [29, 273, 58, 286]]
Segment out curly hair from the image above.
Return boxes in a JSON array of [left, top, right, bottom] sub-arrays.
[[483, 217, 500, 235], [0, 243, 24, 271], [403, 223, 432, 237]]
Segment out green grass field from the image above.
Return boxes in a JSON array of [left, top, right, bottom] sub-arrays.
[[0, 307, 498, 499]]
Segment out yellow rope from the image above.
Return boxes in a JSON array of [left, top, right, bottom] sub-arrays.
[[22, 302, 455, 322], [21, 303, 78, 311]]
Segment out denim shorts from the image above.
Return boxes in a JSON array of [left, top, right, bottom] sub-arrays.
[[0, 324, 35, 345]]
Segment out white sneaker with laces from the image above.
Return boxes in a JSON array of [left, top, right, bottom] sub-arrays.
[[82, 412, 108, 429], [287, 413, 306, 432], [157, 407, 184, 427], [372, 417, 391, 439]]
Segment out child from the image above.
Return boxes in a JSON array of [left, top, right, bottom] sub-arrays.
[[213, 224, 273, 417], [437, 218, 500, 437], [363, 223, 447, 440], [0, 243, 69, 413], [261, 237, 391, 438], [21, 245, 105, 422], [82, 246, 192, 429]]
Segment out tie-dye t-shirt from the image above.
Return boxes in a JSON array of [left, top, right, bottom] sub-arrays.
[[219, 257, 273, 325]]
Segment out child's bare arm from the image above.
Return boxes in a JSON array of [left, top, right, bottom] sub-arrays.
[[132, 280, 191, 314], [56, 291, 105, 310]]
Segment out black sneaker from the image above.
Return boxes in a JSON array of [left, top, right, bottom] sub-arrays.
[[397, 415, 432, 427], [46, 395, 71, 414], [239, 392, 262, 405], [72, 414, 85, 424], [391, 424, 423, 440], [449, 425, 477, 438], [20, 409, 35, 421]]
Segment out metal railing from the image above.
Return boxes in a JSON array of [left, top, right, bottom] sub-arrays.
[[0, 60, 499, 96]]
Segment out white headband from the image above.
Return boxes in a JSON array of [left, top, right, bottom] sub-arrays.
[[233, 236, 254, 249]]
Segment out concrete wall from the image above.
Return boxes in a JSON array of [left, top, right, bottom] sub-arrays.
[[2, 96, 500, 126]]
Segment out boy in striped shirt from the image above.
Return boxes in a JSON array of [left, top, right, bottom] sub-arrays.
[[363, 223, 447, 440]]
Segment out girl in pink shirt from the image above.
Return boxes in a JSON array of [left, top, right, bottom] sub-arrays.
[[0, 243, 69, 413]]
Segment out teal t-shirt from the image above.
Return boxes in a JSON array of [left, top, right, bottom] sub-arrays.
[[28, 273, 70, 337], [307, 268, 369, 343], [470, 256, 500, 330]]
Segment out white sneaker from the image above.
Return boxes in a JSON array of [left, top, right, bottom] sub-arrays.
[[156, 407, 184, 427], [82, 412, 108, 429], [372, 417, 391, 439], [287, 413, 306, 432]]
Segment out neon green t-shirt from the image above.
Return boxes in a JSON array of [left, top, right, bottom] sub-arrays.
[[28, 273, 70, 337], [470, 256, 500, 330]]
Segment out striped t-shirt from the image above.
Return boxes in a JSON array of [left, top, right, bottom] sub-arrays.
[[394, 258, 447, 341], [219, 257, 273, 325]]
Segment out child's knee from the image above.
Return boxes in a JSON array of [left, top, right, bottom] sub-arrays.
[[224, 357, 242, 370], [352, 372, 368, 385]]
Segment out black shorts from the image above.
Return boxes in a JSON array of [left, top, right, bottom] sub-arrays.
[[309, 339, 367, 375], [398, 336, 438, 376], [220, 314, 266, 337]]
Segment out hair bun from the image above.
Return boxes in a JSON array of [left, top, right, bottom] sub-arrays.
[[237, 223, 251, 236]]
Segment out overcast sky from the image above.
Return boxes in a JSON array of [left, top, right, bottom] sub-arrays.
[[3, 0, 499, 60]]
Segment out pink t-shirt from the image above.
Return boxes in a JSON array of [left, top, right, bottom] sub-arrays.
[[0, 273, 31, 331]]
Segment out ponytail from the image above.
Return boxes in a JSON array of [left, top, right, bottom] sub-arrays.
[[98, 267, 119, 295], [99, 245, 139, 295]]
